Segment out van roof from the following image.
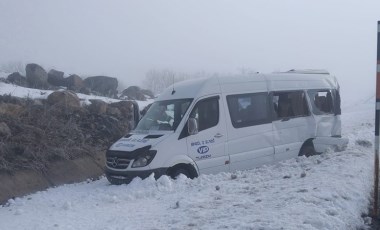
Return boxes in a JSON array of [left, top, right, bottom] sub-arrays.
[[157, 72, 339, 101], [280, 69, 330, 75]]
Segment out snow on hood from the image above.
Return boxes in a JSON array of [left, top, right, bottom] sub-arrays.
[[110, 132, 171, 152]]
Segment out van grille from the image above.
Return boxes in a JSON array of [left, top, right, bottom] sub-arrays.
[[106, 157, 131, 169]]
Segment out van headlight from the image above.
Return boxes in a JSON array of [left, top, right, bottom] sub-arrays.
[[132, 150, 157, 168]]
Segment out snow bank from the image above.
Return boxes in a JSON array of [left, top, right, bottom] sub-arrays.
[[0, 104, 375, 229], [0, 82, 153, 111]]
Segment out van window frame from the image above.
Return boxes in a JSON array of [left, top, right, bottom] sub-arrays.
[[226, 92, 272, 129], [333, 89, 341, 115], [178, 95, 220, 139], [272, 90, 311, 121]]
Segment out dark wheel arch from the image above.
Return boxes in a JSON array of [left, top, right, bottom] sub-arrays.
[[167, 163, 198, 179], [298, 139, 316, 157]]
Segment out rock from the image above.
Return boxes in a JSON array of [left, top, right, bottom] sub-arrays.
[[33, 99, 44, 106], [47, 91, 80, 108], [47, 69, 65, 87], [84, 76, 118, 98], [79, 87, 91, 95], [7, 72, 27, 87], [0, 122, 11, 137], [109, 101, 133, 119], [65, 74, 84, 91], [121, 86, 146, 101], [88, 100, 107, 115], [355, 139, 372, 148], [25, 63, 48, 89], [140, 89, 154, 99], [0, 103, 24, 117], [106, 106, 122, 117]]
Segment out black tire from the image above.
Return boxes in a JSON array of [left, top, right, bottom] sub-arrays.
[[106, 176, 124, 185], [299, 145, 316, 157], [170, 167, 191, 179], [106, 174, 131, 185]]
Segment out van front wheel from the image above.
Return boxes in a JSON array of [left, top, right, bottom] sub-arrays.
[[299, 145, 316, 157], [170, 167, 191, 179]]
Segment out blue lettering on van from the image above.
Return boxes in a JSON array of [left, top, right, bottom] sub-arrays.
[[124, 138, 148, 143], [115, 143, 135, 148], [191, 138, 215, 147], [191, 141, 201, 147], [196, 154, 211, 160], [197, 146, 209, 154], [202, 138, 215, 145]]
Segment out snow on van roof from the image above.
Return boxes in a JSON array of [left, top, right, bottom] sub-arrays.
[[157, 71, 339, 101], [157, 77, 221, 101], [278, 69, 330, 75]]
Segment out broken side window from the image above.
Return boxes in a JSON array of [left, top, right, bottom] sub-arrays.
[[307, 89, 334, 115]]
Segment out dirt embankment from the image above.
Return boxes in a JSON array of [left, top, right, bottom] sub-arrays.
[[0, 93, 135, 203]]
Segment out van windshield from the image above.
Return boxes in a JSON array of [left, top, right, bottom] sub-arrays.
[[135, 99, 193, 132]]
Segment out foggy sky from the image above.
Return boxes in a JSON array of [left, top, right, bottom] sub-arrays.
[[0, 0, 379, 104]]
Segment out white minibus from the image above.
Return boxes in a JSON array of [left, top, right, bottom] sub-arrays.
[[105, 70, 348, 184]]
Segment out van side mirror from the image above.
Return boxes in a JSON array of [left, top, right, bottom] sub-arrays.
[[188, 118, 198, 135]]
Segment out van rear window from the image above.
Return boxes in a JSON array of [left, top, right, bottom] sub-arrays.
[[227, 93, 271, 128]]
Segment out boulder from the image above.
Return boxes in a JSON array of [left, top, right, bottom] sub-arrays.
[[0, 103, 24, 117], [7, 72, 27, 87], [47, 91, 80, 108], [140, 89, 154, 99], [121, 86, 146, 101], [47, 69, 65, 87], [79, 87, 91, 95], [25, 63, 48, 89], [109, 101, 133, 119], [106, 106, 121, 118], [88, 99, 107, 115], [0, 122, 11, 137], [84, 76, 118, 98], [65, 74, 84, 91]]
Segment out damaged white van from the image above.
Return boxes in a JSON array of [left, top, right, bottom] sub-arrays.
[[105, 70, 348, 184]]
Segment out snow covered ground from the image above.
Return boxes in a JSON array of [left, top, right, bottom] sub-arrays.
[[0, 81, 376, 229]]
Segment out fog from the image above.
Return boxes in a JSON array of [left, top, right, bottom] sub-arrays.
[[0, 0, 379, 104]]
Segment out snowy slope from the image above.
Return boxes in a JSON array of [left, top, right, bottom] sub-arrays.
[[0, 81, 376, 229], [0, 102, 375, 230]]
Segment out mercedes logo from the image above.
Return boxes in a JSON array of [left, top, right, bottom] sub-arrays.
[[111, 157, 118, 167]]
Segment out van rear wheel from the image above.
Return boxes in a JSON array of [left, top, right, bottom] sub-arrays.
[[299, 145, 316, 157]]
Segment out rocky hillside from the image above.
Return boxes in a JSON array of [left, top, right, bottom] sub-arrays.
[[1, 63, 154, 101], [0, 63, 156, 203], [0, 91, 138, 173]]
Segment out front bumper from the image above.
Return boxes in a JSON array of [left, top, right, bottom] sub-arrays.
[[105, 167, 168, 185]]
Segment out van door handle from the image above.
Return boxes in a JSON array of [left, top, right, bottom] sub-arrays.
[[214, 133, 223, 138]]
